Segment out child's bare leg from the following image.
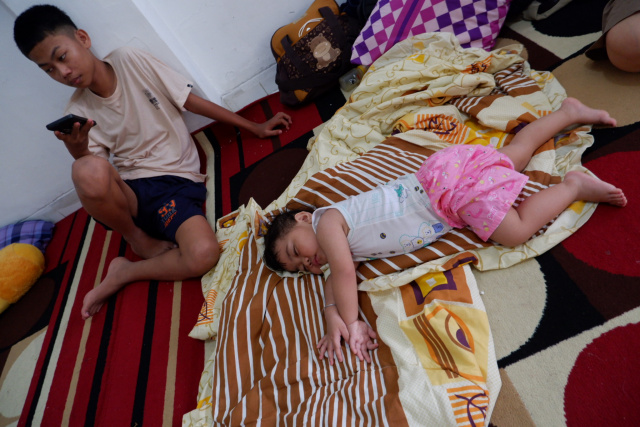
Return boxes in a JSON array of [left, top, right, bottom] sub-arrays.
[[489, 171, 626, 247], [73, 156, 174, 259], [81, 215, 219, 319], [499, 98, 617, 172]]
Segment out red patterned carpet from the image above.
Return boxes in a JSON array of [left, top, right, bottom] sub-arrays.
[[482, 1, 640, 424], [12, 209, 205, 426]]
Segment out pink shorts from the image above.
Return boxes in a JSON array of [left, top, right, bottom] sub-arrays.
[[415, 144, 529, 241]]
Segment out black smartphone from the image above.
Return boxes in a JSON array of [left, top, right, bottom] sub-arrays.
[[46, 114, 96, 134]]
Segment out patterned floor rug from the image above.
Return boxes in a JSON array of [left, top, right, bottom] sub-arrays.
[[485, 1, 640, 425]]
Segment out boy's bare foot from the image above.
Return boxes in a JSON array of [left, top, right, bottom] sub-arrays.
[[565, 171, 627, 207], [81, 257, 132, 319], [125, 228, 175, 259], [560, 97, 617, 127]]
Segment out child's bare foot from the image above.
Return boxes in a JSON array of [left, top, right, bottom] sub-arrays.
[[560, 97, 617, 127], [81, 257, 132, 319], [125, 229, 175, 259], [564, 171, 627, 207]]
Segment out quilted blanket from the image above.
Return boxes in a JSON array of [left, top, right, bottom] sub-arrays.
[[183, 32, 599, 426]]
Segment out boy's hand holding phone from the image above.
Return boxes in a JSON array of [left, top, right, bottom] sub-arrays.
[[46, 113, 96, 134], [46, 114, 96, 159]]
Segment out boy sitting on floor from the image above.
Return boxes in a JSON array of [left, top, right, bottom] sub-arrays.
[[14, 5, 292, 320]]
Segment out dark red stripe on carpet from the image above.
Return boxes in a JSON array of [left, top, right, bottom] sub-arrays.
[[43, 223, 112, 424], [83, 238, 127, 426], [71, 302, 107, 424], [94, 245, 149, 425], [131, 282, 160, 425], [20, 211, 93, 426], [84, 296, 116, 426], [142, 282, 175, 426]]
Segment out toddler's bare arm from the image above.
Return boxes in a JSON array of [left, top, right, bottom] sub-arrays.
[[316, 209, 359, 326]]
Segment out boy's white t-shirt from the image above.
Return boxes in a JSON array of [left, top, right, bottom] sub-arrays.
[[312, 174, 452, 262], [65, 46, 204, 183]]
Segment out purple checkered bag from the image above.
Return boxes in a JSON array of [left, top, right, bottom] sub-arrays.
[[0, 220, 54, 253], [351, 0, 512, 66]]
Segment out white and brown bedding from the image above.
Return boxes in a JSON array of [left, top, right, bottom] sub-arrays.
[[183, 33, 600, 426]]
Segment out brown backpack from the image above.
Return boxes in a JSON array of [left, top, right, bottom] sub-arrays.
[[271, 0, 360, 107]]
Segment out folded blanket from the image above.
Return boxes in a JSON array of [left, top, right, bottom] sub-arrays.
[[184, 32, 598, 426]]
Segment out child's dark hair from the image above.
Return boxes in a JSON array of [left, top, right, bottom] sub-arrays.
[[263, 210, 305, 272], [14, 5, 78, 57]]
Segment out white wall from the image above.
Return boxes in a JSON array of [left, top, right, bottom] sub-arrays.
[[1, 0, 334, 226], [132, 0, 311, 111]]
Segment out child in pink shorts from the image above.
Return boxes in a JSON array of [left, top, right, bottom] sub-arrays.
[[416, 144, 529, 242], [263, 98, 627, 364]]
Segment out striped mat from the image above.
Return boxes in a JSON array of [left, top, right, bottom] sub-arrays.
[[11, 208, 205, 426]]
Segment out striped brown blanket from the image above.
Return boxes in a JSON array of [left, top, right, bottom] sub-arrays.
[[183, 33, 599, 425]]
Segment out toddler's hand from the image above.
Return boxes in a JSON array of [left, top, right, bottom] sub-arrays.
[[346, 320, 378, 363], [317, 306, 348, 365]]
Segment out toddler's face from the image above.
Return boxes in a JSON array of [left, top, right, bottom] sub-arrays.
[[275, 212, 327, 275]]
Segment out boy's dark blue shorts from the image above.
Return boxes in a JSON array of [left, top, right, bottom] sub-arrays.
[[125, 175, 207, 243]]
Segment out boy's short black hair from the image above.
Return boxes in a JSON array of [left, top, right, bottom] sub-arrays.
[[14, 4, 78, 57], [263, 210, 305, 272]]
